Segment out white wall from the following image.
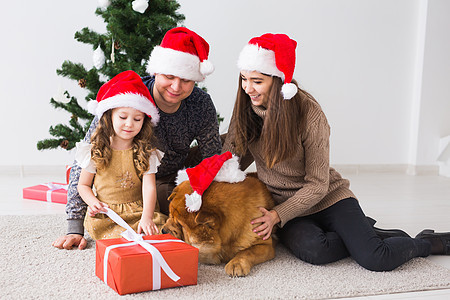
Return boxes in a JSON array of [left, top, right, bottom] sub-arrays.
[[178, 0, 421, 165], [413, 0, 450, 166], [0, 1, 104, 167], [0, 0, 448, 171]]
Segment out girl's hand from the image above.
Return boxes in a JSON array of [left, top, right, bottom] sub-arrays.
[[251, 207, 280, 240], [87, 201, 109, 217], [138, 215, 158, 236]]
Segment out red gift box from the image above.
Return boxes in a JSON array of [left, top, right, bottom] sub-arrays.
[[96, 234, 199, 295], [22, 182, 68, 204]]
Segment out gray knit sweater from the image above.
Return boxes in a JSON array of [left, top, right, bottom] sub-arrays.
[[222, 98, 355, 227]]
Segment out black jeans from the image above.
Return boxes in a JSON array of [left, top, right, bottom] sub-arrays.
[[278, 198, 431, 271]]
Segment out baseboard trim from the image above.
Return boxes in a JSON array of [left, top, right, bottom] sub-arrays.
[[0, 165, 68, 177], [332, 164, 439, 176], [0, 164, 441, 177]]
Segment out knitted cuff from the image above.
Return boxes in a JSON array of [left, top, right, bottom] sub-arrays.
[[67, 219, 84, 236]]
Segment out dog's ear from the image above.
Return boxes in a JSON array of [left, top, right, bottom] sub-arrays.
[[194, 211, 219, 228], [168, 186, 179, 202]]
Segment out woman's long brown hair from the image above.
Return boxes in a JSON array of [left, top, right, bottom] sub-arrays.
[[231, 75, 315, 168], [90, 110, 157, 177]]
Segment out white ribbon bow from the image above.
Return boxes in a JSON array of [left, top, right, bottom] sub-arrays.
[[41, 183, 68, 202], [100, 208, 182, 290]]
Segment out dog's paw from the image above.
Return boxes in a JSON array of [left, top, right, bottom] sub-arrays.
[[224, 258, 251, 277]]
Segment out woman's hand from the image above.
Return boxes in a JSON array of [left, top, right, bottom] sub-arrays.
[[138, 215, 158, 236], [87, 201, 108, 217], [251, 207, 280, 240]]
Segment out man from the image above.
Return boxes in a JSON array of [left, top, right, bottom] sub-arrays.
[[52, 27, 222, 250]]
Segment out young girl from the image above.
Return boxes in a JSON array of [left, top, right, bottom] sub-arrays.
[[75, 70, 166, 240], [222, 33, 450, 271]]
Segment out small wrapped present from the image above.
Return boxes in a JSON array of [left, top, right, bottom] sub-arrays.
[[22, 182, 68, 204], [95, 209, 199, 295]]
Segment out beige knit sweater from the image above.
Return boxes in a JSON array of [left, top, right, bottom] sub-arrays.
[[222, 98, 356, 227]]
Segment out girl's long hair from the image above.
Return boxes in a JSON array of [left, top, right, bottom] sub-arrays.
[[90, 110, 157, 177], [231, 75, 315, 168]]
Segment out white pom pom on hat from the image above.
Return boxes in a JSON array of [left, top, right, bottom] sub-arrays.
[[237, 33, 298, 100], [281, 82, 298, 100], [185, 191, 202, 213], [87, 99, 98, 115], [200, 60, 214, 76]]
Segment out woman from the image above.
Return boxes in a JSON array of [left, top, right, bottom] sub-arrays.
[[222, 33, 450, 271]]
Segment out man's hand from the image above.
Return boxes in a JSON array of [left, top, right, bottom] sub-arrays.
[[52, 234, 87, 250]]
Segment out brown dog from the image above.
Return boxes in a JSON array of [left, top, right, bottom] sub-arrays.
[[162, 174, 275, 277]]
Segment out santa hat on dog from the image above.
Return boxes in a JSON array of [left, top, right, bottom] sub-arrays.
[[87, 70, 159, 125], [176, 151, 246, 212], [237, 33, 298, 100], [146, 27, 214, 82]]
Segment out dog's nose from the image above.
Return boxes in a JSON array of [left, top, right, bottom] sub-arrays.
[[161, 228, 168, 234]]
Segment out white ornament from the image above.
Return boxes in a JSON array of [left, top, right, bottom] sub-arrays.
[[98, 73, 109, 83], [53, 85, 71, 104], [132, 0, 148, 13], [93, 47, 105, 69], [98, 0, 111, 10]]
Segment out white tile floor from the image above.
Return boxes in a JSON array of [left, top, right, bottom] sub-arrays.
[[1, 166, 450, 299]]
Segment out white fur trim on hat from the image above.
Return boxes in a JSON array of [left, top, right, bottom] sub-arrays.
[[176, 169, 189, 186], [93, 93, 159, 126], [185, 191, 202, 212], [147, 46, 205, 82], [214, 155, 246, 183], [175, 155, 245, 186], [237, 44, 285, 80], [281, 83, 298, 100], [177, 154, 245, 213]]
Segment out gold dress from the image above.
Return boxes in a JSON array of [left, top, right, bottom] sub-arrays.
[[76, 142, 167, 240]]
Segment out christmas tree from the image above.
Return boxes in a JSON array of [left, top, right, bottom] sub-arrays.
[[37, 0, 185, 151]]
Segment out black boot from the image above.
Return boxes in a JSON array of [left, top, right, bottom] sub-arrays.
[[366, 216, 377, 227], [366, 216, 410, 240], [416, 229, 450, 255]]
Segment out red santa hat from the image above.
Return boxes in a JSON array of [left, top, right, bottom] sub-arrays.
[[176, 151, 246, 212], [146, 27, 214, 82], [237, 33, 298, 100], [87, 70, 159, 126]]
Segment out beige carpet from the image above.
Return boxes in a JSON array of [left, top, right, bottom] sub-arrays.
[[1, 214, 450, 300]]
